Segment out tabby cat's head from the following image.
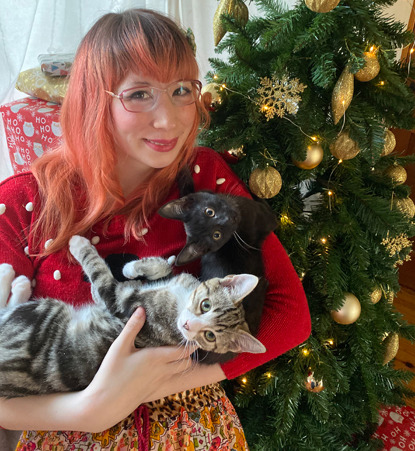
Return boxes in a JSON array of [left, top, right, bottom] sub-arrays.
[[177, 273, 266, 355], [158, 191, 241, 265]]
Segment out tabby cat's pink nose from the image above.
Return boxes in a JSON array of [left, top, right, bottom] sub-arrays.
[[183, 321, 189, 330]]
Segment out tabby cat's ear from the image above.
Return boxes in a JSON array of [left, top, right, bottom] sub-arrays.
[[227, 330, 266, 354], [220, 274, 259, 304], [176, 243, 205, 266], [158, 198, 188, 220]]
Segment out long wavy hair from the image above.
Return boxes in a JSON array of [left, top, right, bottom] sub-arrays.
[[31, 9, 210, 255]]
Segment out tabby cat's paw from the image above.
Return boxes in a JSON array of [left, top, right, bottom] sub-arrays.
[[122, 257, 173, 280], [0, 263, 15, 307], [69, 235, 91, 259], [9, 275, 32, 307]]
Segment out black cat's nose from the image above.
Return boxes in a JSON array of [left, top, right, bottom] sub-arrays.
[[183, 320, 190, 330]]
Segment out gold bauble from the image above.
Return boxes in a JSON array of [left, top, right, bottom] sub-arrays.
[[331, 292, 361, 325], [332, 67, 354, 125], [383, 333, 399, 365], [370, 287, 382, 304], [293, 143, 324, 169], [249, 166, 282, 199], [355, 52, 381, 82], [304, 0, 340, 13], [384, 165, 407, 185], [393, 197, 415, 218], [213, 0, 249, 46], [329, 132, 360, 160], [305, 371, 324, 393], [381, 129, 396, 156], [201, 83, 222, 105]]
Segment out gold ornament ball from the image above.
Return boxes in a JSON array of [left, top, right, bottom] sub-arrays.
[[293, 143, 324, 169], [383, 333, 399, 365], [370, 287, 382, 304], [249, 166, 282, 199], [384, 165, 407, 185], [330, 132, 360, 160], [331, 292, 361, 325], [304, 0, 340, 13], [201, 83, 222, 105], [332, 67, 354, 125], [355, 52, 381, 82], [393, 197, 415, 218], [381, 130, 396, 156], [213, 0, 249, 46], [305, 371, 324, 393]]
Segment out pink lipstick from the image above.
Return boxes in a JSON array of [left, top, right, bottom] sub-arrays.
[[144, 138, 178, 152]]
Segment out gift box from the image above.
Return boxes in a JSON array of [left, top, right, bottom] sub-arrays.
[[0, 97, 62, 174]]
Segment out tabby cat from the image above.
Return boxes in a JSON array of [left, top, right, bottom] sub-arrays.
[[0, 235, 265, 398], [159, 189, 277, 363]]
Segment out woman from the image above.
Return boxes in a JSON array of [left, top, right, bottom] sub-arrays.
[[0, 9, 311, 450]]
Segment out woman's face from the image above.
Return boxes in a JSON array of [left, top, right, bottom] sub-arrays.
[[110, 71, 197, 194]]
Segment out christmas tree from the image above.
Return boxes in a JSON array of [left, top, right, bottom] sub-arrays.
[[201, 0, 415, 449]]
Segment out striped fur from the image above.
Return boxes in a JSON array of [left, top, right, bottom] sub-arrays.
[[0, 236, 264, 398]]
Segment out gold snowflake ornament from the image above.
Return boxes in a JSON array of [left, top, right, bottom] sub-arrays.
[[381, 233, 413, 266], [257, 74, 307, 120]]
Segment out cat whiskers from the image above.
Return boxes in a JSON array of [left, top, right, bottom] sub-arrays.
[[233, 231, 261, 252], [178, 338, 199, 372]]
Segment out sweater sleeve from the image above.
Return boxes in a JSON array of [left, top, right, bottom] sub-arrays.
[[0, 173, 37, 280], [193, 148, 311, 380]]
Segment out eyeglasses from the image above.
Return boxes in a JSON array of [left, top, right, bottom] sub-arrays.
[[105, 79, 202, 113]]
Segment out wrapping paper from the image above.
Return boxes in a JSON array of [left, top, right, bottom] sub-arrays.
[[373, 405, 415, 450], [0, 97, 62, 174]]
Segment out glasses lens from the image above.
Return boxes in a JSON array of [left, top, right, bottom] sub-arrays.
[[120, 87, 156, 112], [168, 81, 200, 107]]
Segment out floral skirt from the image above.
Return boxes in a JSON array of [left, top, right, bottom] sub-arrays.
[[15, 384, 249, 450]]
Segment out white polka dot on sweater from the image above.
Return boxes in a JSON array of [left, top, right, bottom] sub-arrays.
[[216, 178, 226, 185], [24, 246, 29, 255], [0, 204, 5, 215], [91, 236, 100, 245], [53, 270, 61, 281], [194, 164, 201, 174], [140, 228, 149, 236], [45, 239, 53, 249], [25, 202, 34, 212]]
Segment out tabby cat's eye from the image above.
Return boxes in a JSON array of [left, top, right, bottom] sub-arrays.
[[201, 299, 212, 312], [213, 231, 222, 240], [205, 331, 216, 342], [204, 207, 215, 217]]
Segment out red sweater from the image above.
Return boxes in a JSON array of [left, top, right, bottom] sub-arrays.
[[0, 147, 310, 380]]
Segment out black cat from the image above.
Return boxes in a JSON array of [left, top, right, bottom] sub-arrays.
[[159, 184, 277, 363]]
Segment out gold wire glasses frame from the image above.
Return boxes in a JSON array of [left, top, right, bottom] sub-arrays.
[[105, 79, 202, 113]]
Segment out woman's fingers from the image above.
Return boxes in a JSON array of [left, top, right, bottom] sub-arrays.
[[111, 307, 146, 353]]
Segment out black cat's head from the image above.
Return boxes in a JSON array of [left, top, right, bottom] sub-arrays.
[[158, 191, 241, 265]]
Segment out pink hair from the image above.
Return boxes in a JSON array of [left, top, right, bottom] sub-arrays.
[[31, 9, 210, 255]]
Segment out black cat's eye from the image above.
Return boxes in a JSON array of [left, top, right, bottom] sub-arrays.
[[200, 299, 212, 312], [212, 231, 222, 240], [205, 331, 216, 342], [204, 207, 215, 217]]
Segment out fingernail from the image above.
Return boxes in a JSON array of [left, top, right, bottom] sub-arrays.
[[134, 306, 145, 317]]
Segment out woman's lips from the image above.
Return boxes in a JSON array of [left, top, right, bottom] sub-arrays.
[[144, 138, 178, 152]]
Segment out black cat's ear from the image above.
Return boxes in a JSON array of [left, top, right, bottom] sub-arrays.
[[227, 331, 266, 354], [175, 242, 205, 266], [158, 198, 189, 220]]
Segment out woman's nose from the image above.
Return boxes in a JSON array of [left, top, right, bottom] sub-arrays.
[[151, 92, 177, 129]]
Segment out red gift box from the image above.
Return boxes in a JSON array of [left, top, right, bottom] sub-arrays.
[[0, 97, 62, 174]]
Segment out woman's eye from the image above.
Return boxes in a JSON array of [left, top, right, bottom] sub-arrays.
[[205, 207, 215, 217], [126, 90, 152, 101], [204, 331, 216, 342], [173, 86, 192, 97], [200, 299, 211, 313], [213, 231, 222, 240]]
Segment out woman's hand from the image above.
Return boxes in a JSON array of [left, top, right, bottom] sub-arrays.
[[80, 306, 200, 431]]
